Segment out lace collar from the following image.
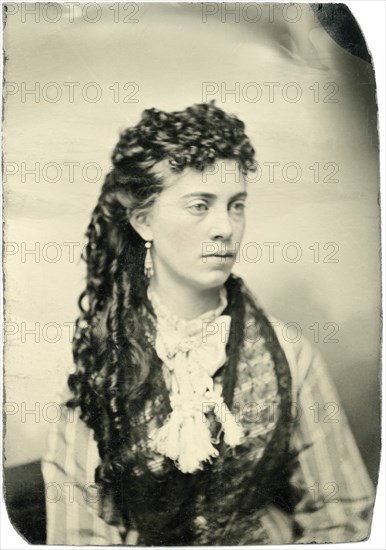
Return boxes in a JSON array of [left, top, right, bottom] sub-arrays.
[[147, 284, 228, 337]]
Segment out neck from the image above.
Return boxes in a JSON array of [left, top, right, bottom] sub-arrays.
[[149, 274, 222, 321]]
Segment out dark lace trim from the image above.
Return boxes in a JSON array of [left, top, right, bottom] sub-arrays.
[[185, 279, 297, 545], [97, 275, 299, 544]]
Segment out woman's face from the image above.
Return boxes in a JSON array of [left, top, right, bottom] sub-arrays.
[[144, 159, 247, 291]]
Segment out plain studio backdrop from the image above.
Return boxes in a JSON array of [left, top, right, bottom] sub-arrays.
[[3, 1, 381, 487]]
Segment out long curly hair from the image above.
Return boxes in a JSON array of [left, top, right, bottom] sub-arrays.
[[67, 101, 257, 490]]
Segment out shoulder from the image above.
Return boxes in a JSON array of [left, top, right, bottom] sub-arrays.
[[268, 314, 327, 398], [42, 375, 100, 483]]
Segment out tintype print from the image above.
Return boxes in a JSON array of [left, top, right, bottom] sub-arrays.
[[2, 2, 382, 547]]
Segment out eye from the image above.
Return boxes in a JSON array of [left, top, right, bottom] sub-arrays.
[[229, 201, 246, 213], [187, 201, 209, 214]]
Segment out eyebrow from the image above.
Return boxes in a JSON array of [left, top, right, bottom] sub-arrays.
[[181, 192, 248, 201]]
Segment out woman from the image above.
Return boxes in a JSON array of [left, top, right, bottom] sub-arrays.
[[42, 102, 375, 545]]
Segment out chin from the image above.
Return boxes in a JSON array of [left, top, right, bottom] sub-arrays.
[[191, 269, 232, 291]]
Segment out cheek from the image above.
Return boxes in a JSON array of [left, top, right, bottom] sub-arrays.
[[233, 218, 246, 240], [153, 212, 201, 253]]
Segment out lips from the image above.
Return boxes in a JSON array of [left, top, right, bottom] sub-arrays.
[[203, 253, 235, 258]]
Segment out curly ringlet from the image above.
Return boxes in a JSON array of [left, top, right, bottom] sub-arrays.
[[67, 101, 257, 490]]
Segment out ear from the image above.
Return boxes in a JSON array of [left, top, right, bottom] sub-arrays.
[[129, 209, 153, 242]]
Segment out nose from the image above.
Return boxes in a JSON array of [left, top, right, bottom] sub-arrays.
[[208, 210, 233, 241]]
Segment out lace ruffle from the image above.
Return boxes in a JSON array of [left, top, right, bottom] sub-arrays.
[[146, 284, 243, 473]]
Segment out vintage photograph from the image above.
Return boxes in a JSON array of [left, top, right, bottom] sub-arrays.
[[2, 1, 383, 547]]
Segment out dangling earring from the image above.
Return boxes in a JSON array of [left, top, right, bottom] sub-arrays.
[[144, 241, 154, 279]]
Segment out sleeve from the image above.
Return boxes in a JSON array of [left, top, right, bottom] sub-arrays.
[[271, 318, 376, 543], [41, 381, 125, 545]]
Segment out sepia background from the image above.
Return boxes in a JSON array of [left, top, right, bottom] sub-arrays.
[[2, 1, 381, 539]]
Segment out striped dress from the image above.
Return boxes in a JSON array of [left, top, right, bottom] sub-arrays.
[[42, 311, 375, 545]]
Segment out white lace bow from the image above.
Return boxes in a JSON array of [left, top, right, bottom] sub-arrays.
[[147, 285, 243, 474]]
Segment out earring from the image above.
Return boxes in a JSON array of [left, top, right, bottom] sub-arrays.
[[144, 241, 154, 279]]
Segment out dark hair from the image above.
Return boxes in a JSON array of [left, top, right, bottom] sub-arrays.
[[67, 101, 256, 487]]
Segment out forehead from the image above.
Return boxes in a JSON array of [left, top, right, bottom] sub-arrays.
[[154, 158, 247, 198]]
